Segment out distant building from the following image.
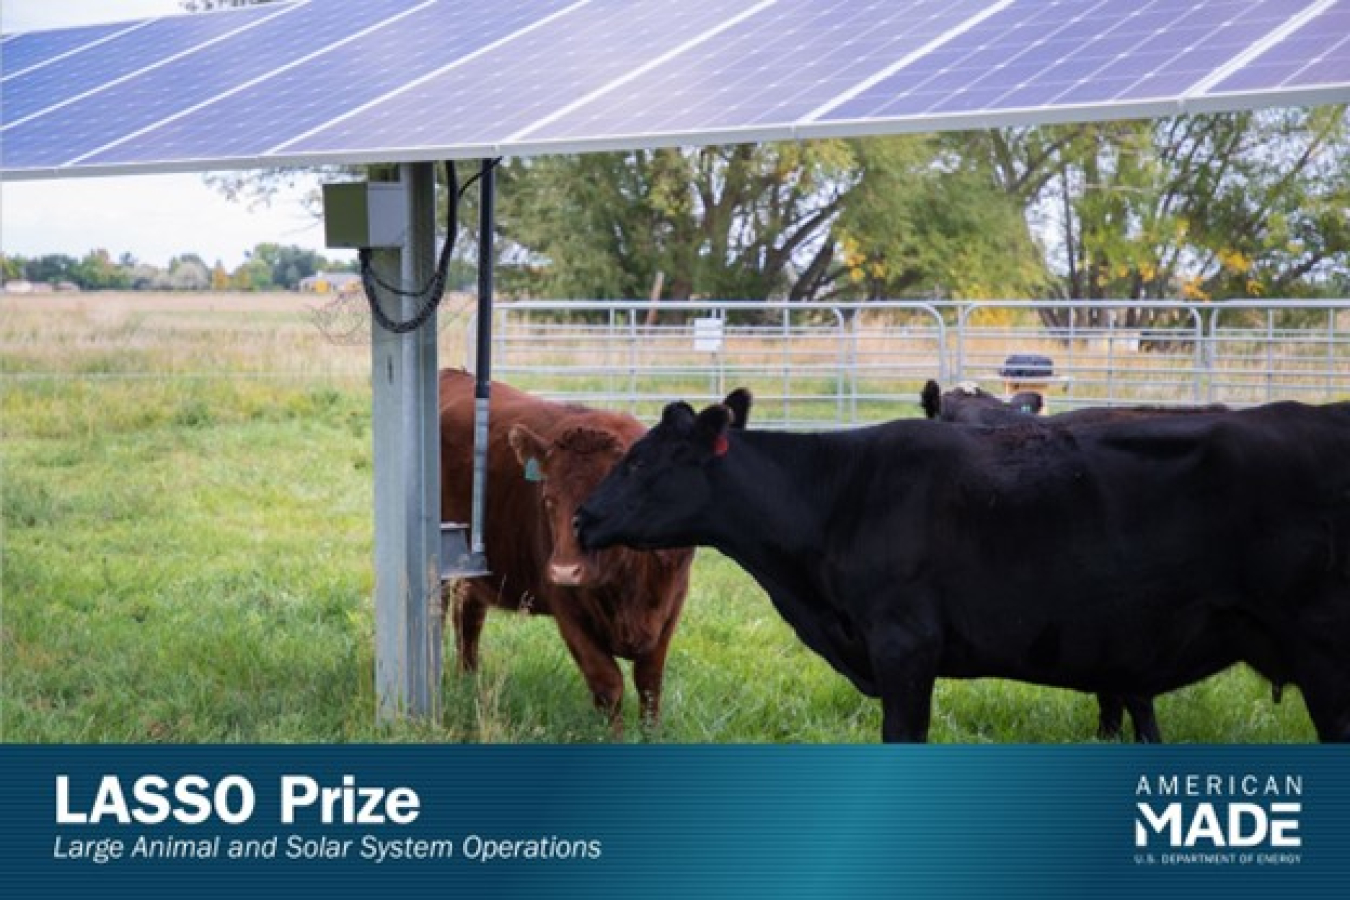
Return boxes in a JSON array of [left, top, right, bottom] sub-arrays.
[[1, 280, 68, 294], [298, 271, 362, 294]]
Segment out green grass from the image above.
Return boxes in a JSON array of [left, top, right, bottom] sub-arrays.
[[0, 368, 1318, 744]]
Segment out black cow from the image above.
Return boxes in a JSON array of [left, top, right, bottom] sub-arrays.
[[920, 378, 1226, 427], [919, 380, 1230, 742], [921, 380, 1043, 423], [577, 394, 1350, 742]]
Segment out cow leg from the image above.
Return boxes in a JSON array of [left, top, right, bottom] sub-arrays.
[[1289, 609, 1350, 742], [452, 587, 489, 673], [632, 647, 671, 731], [552, 618, 626, 734], [1296, 663, 1350, 743], [632, 609, 684, 731], [1126, 696, 1162, 743], [1095, 695, 1125, 740], [871, 640, 939, 743]]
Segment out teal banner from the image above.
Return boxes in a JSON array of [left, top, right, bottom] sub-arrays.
[[0, 746, 1345, 898]]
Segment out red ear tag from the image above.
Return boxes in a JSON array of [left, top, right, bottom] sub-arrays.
[[712, 434, 729, 457]]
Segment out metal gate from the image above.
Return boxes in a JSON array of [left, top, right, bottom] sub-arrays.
[[469, 299, 1350, 426]]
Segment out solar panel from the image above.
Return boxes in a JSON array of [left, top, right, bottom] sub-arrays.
[[280, 0, 775, 161], [83, 0, 583, 170], [1, 3, 298, 126], [517, 0, 1008, 147], [2, 0, 1348, 180], [810, 0, 1322, 128], [1206, 0, 1350, 96], [0, 20, 149, 80]]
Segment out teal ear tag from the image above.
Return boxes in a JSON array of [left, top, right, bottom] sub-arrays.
[[524, 458, 543, 482]]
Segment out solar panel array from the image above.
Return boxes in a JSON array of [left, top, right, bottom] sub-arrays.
[[3, 0, 1348, 180]]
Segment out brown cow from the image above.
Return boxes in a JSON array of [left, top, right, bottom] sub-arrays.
[[438, 369, 696, 730]]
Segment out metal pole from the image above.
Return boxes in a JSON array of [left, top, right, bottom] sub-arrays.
[[470, 160, 495, 560], [371, 162, 441, 722]]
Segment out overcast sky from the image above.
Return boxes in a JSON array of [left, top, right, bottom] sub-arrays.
[[1, 1, 342, 269]]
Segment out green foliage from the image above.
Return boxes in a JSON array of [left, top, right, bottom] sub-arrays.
[[973, 109, 1350, 316], [247, 242, 329, 290], [496, 143, 860, 302], [833, 135, 1050, 299], [21, 253, 80, 285], [2, 243, 349, 292]]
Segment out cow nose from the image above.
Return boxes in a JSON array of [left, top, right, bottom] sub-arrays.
[[549, 562, 585, 586]]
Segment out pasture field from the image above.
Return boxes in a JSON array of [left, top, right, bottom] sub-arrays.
[[0, 293, 1316, 743]]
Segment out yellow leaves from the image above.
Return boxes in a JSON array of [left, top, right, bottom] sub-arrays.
[[1180, 276, 1211, 301], [1215, 248, 1252, 273], [840, 236, 865, 270], [1246, 279, 1265, 296], [839, 234, 881, 284]]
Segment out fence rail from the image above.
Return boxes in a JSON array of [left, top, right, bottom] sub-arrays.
[[468, 299, 1350, 428]]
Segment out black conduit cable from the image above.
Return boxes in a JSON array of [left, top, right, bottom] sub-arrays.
[[358, 158, 501, 334]]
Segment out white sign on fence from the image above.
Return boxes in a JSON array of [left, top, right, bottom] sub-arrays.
[[693, 317, 725, 353]]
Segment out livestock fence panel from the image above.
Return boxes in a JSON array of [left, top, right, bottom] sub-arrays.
[[954, 300, 1210, 410], [1206, 301, 1350, 405], [472, 300, 948, 428], [469, 299, 1350, 427]]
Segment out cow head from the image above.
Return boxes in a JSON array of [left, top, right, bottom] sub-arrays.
[[576, 398, 740, 553], [509, 422, 633, 588], [920, 379, 1043, 424]]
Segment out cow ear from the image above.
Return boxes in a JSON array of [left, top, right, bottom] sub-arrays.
[[507, 425, 548, 481], [694, 404, 733, 457], [723, 387, 753, 430], [920, 380, 942, 419], [660, 401, 697, 430]]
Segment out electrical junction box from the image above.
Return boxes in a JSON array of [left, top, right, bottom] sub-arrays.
[[322, 181, 407, 249]]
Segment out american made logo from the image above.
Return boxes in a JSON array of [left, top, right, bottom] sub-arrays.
[[1133, 773, 1303, 867]]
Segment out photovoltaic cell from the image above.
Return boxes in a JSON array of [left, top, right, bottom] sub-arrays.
[[817, 0, 1319, 125], [2, 1, 424, 172], [281, 0, 772, 158], [0, 20, 145, 79], [1, 3, 299, 125], [521, 0, 1000, 146], [1209, 0, 1350, 93], [82, 0, 581, 169]]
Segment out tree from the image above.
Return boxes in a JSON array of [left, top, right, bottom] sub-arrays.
[[168, 255, 211, 290], [231, 256, 273, 291], [1, 254, 24, 282], [23, 254, 79, 284], [71, 249, 131, 290], [965, 108, 1350, 328], [496, 143, 860, 303], [831, 136, 1049, 301], [211, 262, 233, 291], [245, 242, 327, 290]]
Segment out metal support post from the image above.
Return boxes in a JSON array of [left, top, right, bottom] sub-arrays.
[[371, 162, 442, 723]]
